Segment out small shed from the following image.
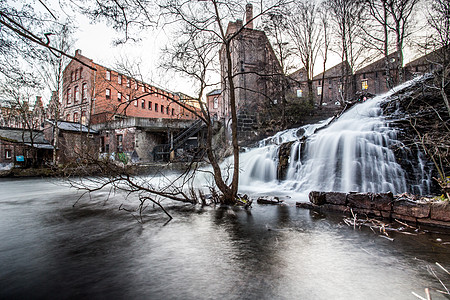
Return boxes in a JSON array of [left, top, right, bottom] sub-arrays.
[[0, 127, 53, 169]]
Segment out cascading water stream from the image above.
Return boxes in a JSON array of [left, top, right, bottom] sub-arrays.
[[238, 77, 432, 196]]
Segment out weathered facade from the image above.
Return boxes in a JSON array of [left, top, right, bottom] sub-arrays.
[[206, 89, 224, 120], [43, 120, 99, 164], [61, 50, 199, 126], [0, 127, 52, 169], [91, 117, 197, 163], [219, 4, 284, 141]]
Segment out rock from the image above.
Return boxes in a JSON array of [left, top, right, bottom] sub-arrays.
[[391, 213, 417, 223], [324, 192, 347, 205], [347, 192, 393, 211], [257, 196, 283, 205], [371, 192, 394, 211], [393, 200, 430, 218], [321, 204, 348, 213], [277, 141, 295, 180], [352, 207, 382, 217], [430, 201, 450, 222], [417, 218, 450, 228], [309, 191, 326, 205], [347, 192, 372, 209], [296, 202, 315, 209]]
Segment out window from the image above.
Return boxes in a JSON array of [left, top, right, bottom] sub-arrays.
[[71, 71, 75, 82], [74, 86, 80, 103], [141, 99, 145, 109], [126, 94, 130, 103], [213, 97, 219, 109], [142, 85, 145, 92], [155, 103, 158, 112], [317, 86, 322, 96], [148, 101, 152, 110], [118, 92, 122, 102], [135, 82, 138, 90], [81, 111, 86, 124], [126, 78, 131, 88], [172, 108, 174, 116], [361, 80, 368, 90], [73, 112, 79, 123], [66, 114, 70, 121], [116, 134, 123, 152], [166, 106, 169, 114], [161, 105, 164, 114], [5, 149, 12, 159], [68, 88, 72, 104], [106, 88, 111, 99], [100, 137, 106, 152], [118, 75, 122, 85], [296, 89, 303, 98], [76, 68, 81, 80], [106, 70, 111, 81], [134, 99, 138, 106], [82, 83, 87, 100]]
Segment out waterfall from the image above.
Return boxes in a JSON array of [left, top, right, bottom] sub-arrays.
[[239, 77, 432, 195]]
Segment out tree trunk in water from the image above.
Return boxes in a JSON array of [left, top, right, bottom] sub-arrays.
[[225, 40, 240, 202]]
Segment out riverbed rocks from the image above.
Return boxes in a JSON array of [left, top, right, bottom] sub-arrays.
[[299, 191, 450, 228], [257, 196, 283, 205], [277, 141, 295, 180]]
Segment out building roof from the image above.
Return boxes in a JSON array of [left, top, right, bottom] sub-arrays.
[[313, 61, 352, 80], [405, 47, 450, 68], [46, 120, 98, 134], [355, 51, 400, 75], [206, 89, 222, 96], [0, 127, 52, 149]]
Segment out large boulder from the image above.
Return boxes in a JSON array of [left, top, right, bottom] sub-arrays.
[[430, 201, 450, 222], [393, 200, 430, 218], [324, 192, 347, 205], [309, 191, 326, 205]]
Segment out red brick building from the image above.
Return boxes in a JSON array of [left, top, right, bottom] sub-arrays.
[[0, 127, 52, 168], [206, 89, 224, 120], [219, 4, 284, 139], [61, 50, 198, 126]]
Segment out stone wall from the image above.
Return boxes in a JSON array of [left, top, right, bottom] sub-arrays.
[[298, 191, 450, 228]]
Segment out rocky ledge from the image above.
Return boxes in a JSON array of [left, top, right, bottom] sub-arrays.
[[297, 191, 450, 228]]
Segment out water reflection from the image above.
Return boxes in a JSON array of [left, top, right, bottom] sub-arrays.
[[0, 178, 449, 299]]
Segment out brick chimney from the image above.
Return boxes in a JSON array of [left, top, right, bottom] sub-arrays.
[[245, 3, 253, 29], [75, 49, 82, 56]]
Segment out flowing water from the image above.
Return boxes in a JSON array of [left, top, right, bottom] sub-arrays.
[[0, 178, 449, 299], [239, 78, 433, 197]]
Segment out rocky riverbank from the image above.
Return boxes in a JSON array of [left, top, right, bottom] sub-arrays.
[[298, 191, 450, 228]]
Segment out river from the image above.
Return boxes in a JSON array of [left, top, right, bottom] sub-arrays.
[[1, 178, 449, 299]]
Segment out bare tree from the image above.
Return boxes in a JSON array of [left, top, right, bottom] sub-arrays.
[[363, 0, 395, 89], [425, 0, 450, 118], [286, 0, 321, 105], [318, 3, 330, 108], [263, 12, 294, 128], [160, 0, 289, 203], [324, 0, 364, 102], [0, 81, 44, 166], [66, 0, 290, 211], [385, 0, 420, 83], [35, 23, 74, 164]]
